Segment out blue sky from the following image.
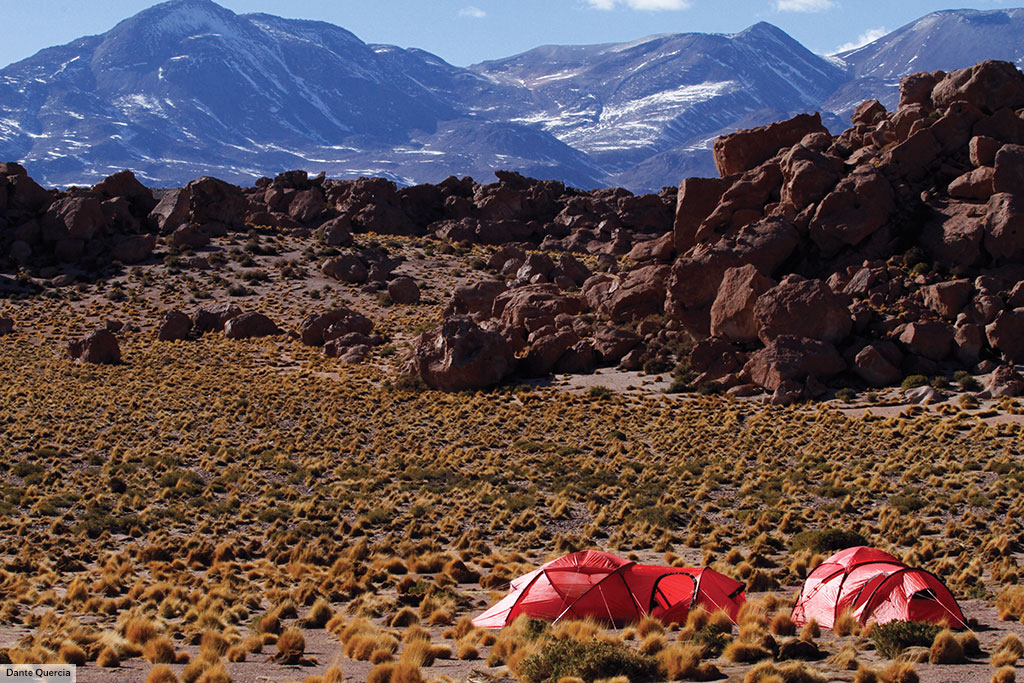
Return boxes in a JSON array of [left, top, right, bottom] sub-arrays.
[[0, 1, 1017, 68]]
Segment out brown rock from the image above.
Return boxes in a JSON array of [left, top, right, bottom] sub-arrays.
[[0, 317, 13, 335], [985, 365, 1024, 397], [224, 312, 280, 339], [970, 135, 1002, 167], [557, 254, 591, 286], [192, 303, 243, 333], [986, 309, 1024, 363], [852, 100, 887, 127], [954, 323, 984, 365], [853, 343, 902, 387], [627, 233, 673, 262], [921, 280, 973, 319], [809, 171, 894, 254], [690, 339, 744, 381], [149, 188, 191, 233], [780, 145, 841, 210], [600, 265, 669, 323], [387, 276, 420, 305], [712, 113, 827, 177], [882, 128, 941, 179], [931, 60, 1024, 115], [320, 216, 353, 246], [993, 144, 1024, 194], [592, 325, 641, 363], [322, 255, 368, 283], [495, 284, 583, 334], [67, 329, 121, 364], [444, 280, 507, 318], [186, 176, 247, 229], [754, 277, 853, 346], [899, 71, 940, 108], [300, 307, 373, 346], [157, 310, 192, 342], [665, 218, 800, 318], [898, 321, 955, 361], [42, 197, 106, 242], [710, 264, 775, 343], [673, 177, 729, 253], [984, 193, 1024, 263], [92, 170, 156, 212], [742, 335, 845, 391], [8, 173, 52, 212], [521, 328, 579, 377], [287, 188, 325, 223], [411, 315, 513, 391], [168, 224, 209, 249], [110, 234, 156, 264], [947, 167, 995, 200]]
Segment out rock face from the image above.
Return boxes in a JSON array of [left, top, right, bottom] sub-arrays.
[[713, 113, 828, 177], [710, 265, 775, 342], [742, 336, 845, 391], [67, 329, 121, 364], [754, 278, 852, 346], [411, 316, 513, 391]]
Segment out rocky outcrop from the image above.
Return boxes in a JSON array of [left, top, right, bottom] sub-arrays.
[[411, 316, 513, 391]]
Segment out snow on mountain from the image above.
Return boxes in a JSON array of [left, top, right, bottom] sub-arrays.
[[1, 2, 1023, 192]]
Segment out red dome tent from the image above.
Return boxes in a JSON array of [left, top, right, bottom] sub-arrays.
[[472, 550, 746, 629], [791, 546, 966, 630]]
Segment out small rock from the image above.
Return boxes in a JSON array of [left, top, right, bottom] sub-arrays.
[[224, 312, 281, 340], [387, 276, 420, 305], [67, 329, 121, 365]]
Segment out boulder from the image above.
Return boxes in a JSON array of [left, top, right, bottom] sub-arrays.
[[754, 277, 852, 346], [67, 329, 121, 364], [690, 339, 744, 381], [592, 325, 641, 363], [8, 173, 52, 212], [743, 335, 844, 392], [986, 309, 1024, 363], [673, 177, 729, 253], [931, 60, 1024, 114], [322, 255, 369, 283], [495, 284, 583, 334], [986, 365, 1024, 397], [92, 170, 156, 212], [411, 315, 514, 391], [320, 216, 353, 246], [780, 144, 841, 210], [599, 265, 669, 323], [557, 253, 591, 286], [149, 188, 191, 233], [521, 328, 579, 377], [993, 144, 1024, 194], [444, 280, 507, 318], [712, 113, 828, 177], [168, 224, 209, 249], [809, 171, 894, 254], [898, 321, 955, 361], [710, 264, 775, 343], [954, 323, 984, 366], [42, 196, 107, 242], [157, 310, 192, 341], [224, 312, 281, 339], [186, 177, 247, 229], [984, 193, 1024, 264], [387, 276, 420, 305], [921, 280, 973, 319], [970, 135, 1002, 167], [299, 308, 373, 346], [947, 167, 995, 200], [626, 233, 674, 263], [0, 317, 13, 335], [192, 303, 243, 333], [110, 234, 156, 264], [288, 188, 325, 223], [853, 343, 902, 387]]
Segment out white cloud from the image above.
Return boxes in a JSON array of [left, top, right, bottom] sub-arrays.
[[832, 26, 887, 53], [458, 5, 487, 18], [774, 0, 835, 12], [583, 0, 691, 10]]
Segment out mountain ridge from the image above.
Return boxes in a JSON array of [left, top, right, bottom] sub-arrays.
[[2, 2, 1024, 191]]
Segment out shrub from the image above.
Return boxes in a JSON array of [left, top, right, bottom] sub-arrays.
[[928, 629, 964, 664], [146, 665, 179, 683], [869, 621, 940, 659], [587, 386, 613, 400], [514, 639, 658, 683], [997, 586, 1024, 621], [992, 666, 1016, 683], [900, 375, 928, 391], [790, 529, 867, 554], [954, 371, 981, 392]]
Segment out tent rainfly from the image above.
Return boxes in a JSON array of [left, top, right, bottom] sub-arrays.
[[472, 550, 746, 629], [791, 546, 966, 630]]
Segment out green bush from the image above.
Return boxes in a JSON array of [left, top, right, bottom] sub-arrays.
[[870, 620, 941, 659], [515, 638, 658, 683], [587, 386, 613, 400], [901, 375, 928, 391], [955, 371, 981, 392], [790, 529, 867, 554], [835, 387, 858, 403]]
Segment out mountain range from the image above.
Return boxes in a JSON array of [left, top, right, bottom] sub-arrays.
[[1, 1, 1023, 192]]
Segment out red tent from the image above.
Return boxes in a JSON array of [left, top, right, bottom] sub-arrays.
[[472, 550, 746, 629], [791, 546, 966, 630]]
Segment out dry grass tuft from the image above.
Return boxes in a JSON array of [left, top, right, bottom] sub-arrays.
[[146, 664, 180, 683], [992, 666, 1016, 683], [928, 628, 965, 664], [880, 661, 918, 683], [771, 613, 797, 637], [58, 641, 87, 665], [143, 636, 177, 664], [97, 646, 120, 667], [992, 633, 1023, 667]]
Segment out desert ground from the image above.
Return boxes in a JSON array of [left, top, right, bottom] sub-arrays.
[[0, 228, 1022, 683]]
